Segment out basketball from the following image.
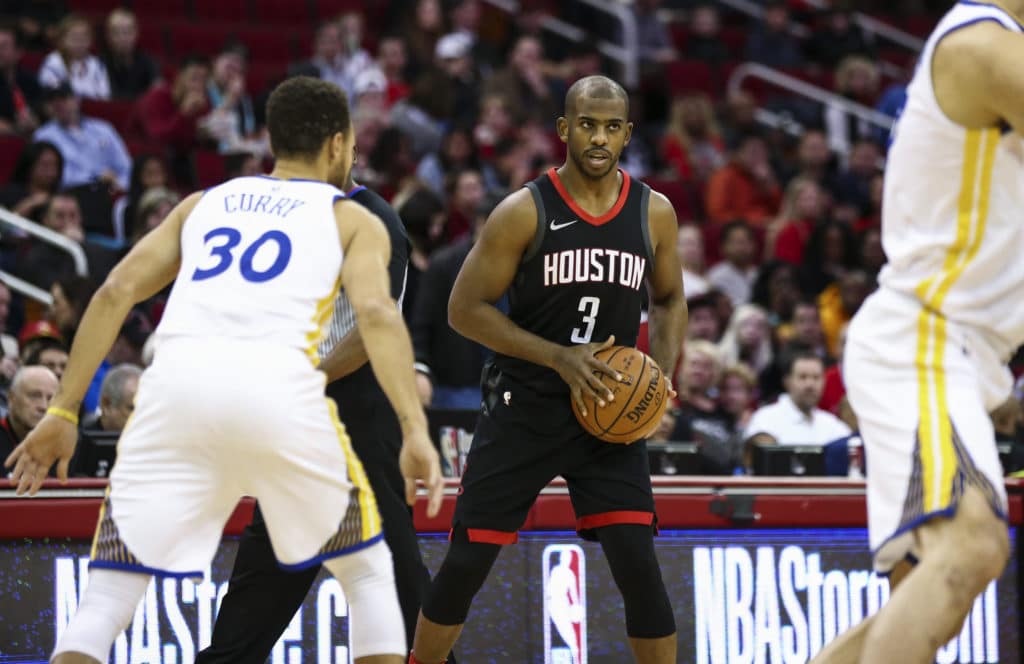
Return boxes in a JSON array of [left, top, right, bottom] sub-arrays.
[[571, 346, 669, 444]]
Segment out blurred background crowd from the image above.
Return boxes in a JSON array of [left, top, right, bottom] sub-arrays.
[[2, 0, 1020, 478]]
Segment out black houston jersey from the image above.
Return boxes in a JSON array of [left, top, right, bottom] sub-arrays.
[[493, 167, 654, 396]]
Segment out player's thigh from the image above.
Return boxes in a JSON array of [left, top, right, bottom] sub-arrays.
[[563, 438, 656, 539]]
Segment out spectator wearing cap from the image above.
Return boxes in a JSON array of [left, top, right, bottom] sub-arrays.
[[81, 363, 141, 432], [435, 32, 481, 126], [203, 43, 268, 157], [0, 366, 58, 468], [24, 336, 67, 379], [100, 9, 159, 100], [351, 66, 388, 114], [412, 195, 501, 410], [38, 14, 110, 100], [0, 20, 41, 135], [18, 319, 63, 364], [33, 82, 131, 190]]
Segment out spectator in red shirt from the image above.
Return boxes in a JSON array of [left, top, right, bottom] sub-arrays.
[[768, 176, 827, 265], [705, 133, 782, 225], [444, 168, 485, 242], [136, 55, 210, 152], [660, 94, 726, 184]]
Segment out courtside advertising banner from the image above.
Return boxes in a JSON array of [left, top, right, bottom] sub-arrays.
[[0, 529, 1017, 663]]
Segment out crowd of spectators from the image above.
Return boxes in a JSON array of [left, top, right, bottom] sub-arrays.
[[0, 0, 1022, 479]]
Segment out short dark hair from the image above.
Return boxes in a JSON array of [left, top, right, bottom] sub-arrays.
[[266, 76, 351, 160], [564, 75, 629, 117], [25, 338, 67, 367], [781, 346, 823, 378], [719, 219, 753, 247]]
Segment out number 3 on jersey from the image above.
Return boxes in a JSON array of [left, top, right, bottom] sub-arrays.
[[191, 226, 292, 283], [571, 296, 601, 343]]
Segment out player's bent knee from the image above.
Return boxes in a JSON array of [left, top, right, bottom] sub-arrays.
[[597, 525, 676, 639], [324, 541, 406, 658], [52, 570, 150, 662], [420, 526, 502, 626]]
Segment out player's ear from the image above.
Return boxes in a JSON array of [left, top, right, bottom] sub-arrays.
[[330, 131, 346, 162], [556, 116, 569, 143], [623, 121, 633, 147]]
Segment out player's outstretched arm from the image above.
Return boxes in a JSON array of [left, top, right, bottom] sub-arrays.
[[335, 200, 443, 517], [448, 189, 622, 415], [645, 191, 687, 389], [5, 193, 199, 494]]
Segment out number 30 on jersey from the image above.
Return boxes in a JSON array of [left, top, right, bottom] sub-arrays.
[[191, 226, 292, 283]]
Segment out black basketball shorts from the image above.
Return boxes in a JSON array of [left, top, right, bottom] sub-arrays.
[[451, 367, 657, 544]]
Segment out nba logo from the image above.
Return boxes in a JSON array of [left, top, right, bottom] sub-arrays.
[[542, 544, 586, 664]]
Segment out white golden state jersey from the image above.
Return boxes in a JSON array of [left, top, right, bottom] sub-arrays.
[[156, 176, 344, 363], [880, 1, 1024, 360]]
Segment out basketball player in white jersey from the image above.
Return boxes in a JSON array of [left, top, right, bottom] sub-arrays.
[[5, 76, 443, 664], [812, 2, 1024, 662]]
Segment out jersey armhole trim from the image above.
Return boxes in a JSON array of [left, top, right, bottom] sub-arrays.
[[522, 182, 546, 264], [929, 16, 1016, 129], [638, 183, 655, 276]]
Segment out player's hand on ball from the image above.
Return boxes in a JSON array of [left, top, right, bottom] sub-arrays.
[[400, 428, 444, 518], [4, 413, 77, 495], [551, 335, 624, 417]]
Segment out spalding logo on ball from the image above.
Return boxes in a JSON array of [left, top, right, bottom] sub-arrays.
[[570, 346, 669, 444]]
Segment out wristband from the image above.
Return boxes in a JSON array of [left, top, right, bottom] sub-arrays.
[[47, 406, 79, 426]]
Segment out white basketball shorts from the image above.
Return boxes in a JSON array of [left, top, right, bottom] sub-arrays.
[[844, 287, 1009, 574], [89, 336, 382, 577]]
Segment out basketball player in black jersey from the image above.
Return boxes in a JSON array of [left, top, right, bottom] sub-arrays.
[[410, 76, 687, 663]]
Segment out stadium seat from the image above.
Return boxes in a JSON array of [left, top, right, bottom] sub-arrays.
[[130, 0, 189, 20], [194, 150, 226, 189], [80, 99, 137, 138], [666, 60, 715, 96], [170, 24, 238, 57], [0, 135, 25, 186], [69, 0, 125, 12], [136, 23, 168, 59], [253, 0, 314, 24], [642, 177, 695, 223], [246, 63, 287, 95], [193, 0, 249, 23], [236, 28, 294, 64], [313, 0, 367, 19]]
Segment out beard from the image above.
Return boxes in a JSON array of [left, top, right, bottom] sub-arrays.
[[569, 147, 618, 180]]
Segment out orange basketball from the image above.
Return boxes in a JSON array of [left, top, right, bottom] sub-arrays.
[[570, 346, 669, 444]]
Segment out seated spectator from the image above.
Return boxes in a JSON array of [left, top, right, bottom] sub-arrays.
[[81, 362, 140, 431], [705, 134, 781, 225], [289, 22, 347, 94], [445, 168, 486, 242], [397, 187, 447, 318], [100, 9, 158, 100], [707, 220, 758, 306], [768, 176, 827, 266], [390, 68, 453, 160], [686, 4, 729, 65], [337, 11, 377, 101], [400, 0, 446, 79], [660, 340, 737, 474], [38, 14, 110, 100], [484, 35, 561, 123], [365, 126, 415, 199], [806, 8, 874, 70], [786, 129, 838, 194], [136, 55, 211, 154], [416, 125, 480, 201], [0, 365, 58, 467], [719, 90, 759, 149], [858, 226, 885, 279], [24, 336, 67, 378], [744, 349, 850, 448], [377, 34, 411, 107], [435, 32, 481, 126], [4, 1, 63, 52], [474, 93, 514, 159], [677, 224, 709, 297], [18, 194, 119, 288], [818, 269, 871, 358], [412, 195, 500, 410], [799, 219, 859, 297], [718, 303, 773, 374], [129, 187, 179, 244], [820, 323, 848, 416], [0, 20, 41, 135], [751, 260, 799, 331], [48, 275, 93, 342], [660, 94, 726, 184], [351, 66, 388, 116], [833, 139, 880, 212], [745, 1, 803, 69], [115, 153, 170, 242], [720, 363, 757, 433], [0, 140, 63, 222], [781, 299, 828, 360], [824, 56, 881, 158], [202, 43, 268, 157], [482, 136, 532, 197], [686, 291, 721, 342], [633, 0, 677, 66], [34, 83, 131, 190]]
